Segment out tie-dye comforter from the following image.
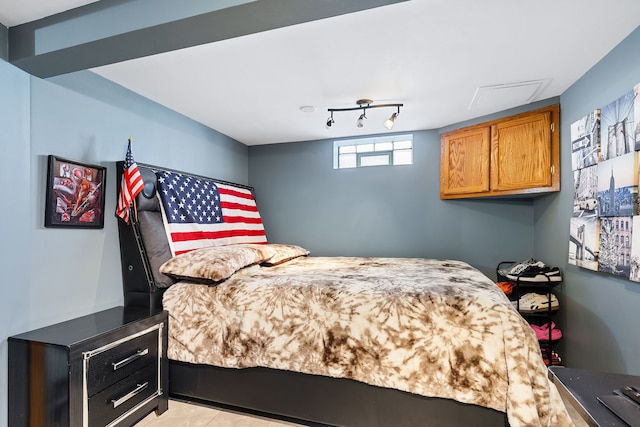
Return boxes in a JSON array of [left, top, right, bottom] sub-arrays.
[[163, 257, 573, 426]]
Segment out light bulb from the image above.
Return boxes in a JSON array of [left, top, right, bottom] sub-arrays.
[[384, 112, 398, 130], [357, 113, 366, 128]]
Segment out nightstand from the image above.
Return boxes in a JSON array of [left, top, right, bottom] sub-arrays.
[[8, 306, 168, 427], [549, 366, 640, 426]]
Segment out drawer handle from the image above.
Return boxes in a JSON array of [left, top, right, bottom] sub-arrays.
[[111, 382, 149, 408], [112, 348, 149, 371]]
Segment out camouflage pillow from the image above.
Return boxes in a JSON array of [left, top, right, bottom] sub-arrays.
[[262, 244, 310, 266], [160, 244, 272, 284]]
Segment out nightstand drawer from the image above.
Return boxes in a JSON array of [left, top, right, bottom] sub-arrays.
[[88, 363, 157, 427], [86, 328, 159, 396]]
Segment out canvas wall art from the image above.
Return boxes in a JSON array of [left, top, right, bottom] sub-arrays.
[[596, 151, 638, 217], [630, 216, 640, 282], [568, 216, 599, 271], [598, 216, 632, 278], [571, 110, 601, 170], [635, 83, 640, 150], [600, 89, 636, 161], [573, 165, 598, 217], [569, 82, 640, 284]]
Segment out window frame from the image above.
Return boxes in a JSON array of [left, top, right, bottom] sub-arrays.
[[333, 134, 414, 169]]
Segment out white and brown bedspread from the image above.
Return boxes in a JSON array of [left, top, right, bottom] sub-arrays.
[[163, 257, 573, 426]]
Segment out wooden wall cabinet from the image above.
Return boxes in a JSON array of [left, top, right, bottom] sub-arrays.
[[440, 105, 560, 199]]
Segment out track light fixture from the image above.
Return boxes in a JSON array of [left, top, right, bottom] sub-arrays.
[[326, 99, 403, 130]]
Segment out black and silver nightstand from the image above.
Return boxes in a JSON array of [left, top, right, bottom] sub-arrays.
[[8, 306, 168, 427], [549, 366, 640, 426]]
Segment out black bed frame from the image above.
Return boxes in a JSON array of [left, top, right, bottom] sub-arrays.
[[116, 162, 509, 427]]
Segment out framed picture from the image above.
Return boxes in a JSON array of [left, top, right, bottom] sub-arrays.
[[44, 155, 106, 228]]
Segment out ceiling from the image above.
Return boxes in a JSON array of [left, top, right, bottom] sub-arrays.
[[0, 0, 98, 27], [3, 0, 640, 146]]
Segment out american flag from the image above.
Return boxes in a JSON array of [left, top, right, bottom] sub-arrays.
[[155, 170, 267, 256], [116, 140, 143, 224]]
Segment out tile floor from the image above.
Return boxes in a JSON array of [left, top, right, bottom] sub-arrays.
[[136, 399, 306, 427], [136, 396, 590, 427]]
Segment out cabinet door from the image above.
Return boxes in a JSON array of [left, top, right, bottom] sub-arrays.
[[440, 126, 491, 196], [491, 111, 553, 191]]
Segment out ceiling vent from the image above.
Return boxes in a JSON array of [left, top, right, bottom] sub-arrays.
[[469, 79, 551, 111]]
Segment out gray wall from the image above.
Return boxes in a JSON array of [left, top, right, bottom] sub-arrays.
[[249, 129, 536, 280], [535, 25, 640, 375], [0, 45, 30, 427], [0, 62, 247, 427]]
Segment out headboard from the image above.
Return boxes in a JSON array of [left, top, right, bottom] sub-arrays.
[[116, 162, 259, 310]]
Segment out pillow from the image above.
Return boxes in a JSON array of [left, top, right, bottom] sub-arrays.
[[262, 244, 310, 266], [234, 264, 261, 276], [159, 244, 272, 284]]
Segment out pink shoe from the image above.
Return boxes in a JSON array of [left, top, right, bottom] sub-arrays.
[[530, 322, 562, 341]]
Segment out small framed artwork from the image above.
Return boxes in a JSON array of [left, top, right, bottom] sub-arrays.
[[44, 155, 106, 228]]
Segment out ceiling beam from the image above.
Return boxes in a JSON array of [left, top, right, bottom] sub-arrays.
[[9, 0, 409, 78]]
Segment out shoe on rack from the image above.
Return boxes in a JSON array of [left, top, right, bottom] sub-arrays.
[[512, 292, 559, 313], [530, 322, 562, 341], [500, 259, 562, 282], [496, 281, 514, 295], [500, 258, 537, 277], [541, 348, 563, 366], [550, 350, 562, 365]]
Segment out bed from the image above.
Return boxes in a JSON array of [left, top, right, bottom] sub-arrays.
[[116, 162, 573, 427]]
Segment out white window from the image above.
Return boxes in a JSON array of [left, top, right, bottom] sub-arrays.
[[333, 134, 413, 169]]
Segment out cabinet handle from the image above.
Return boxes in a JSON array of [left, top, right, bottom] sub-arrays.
[[112, 348, 149, 371], [111, 382, 149, 408]]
